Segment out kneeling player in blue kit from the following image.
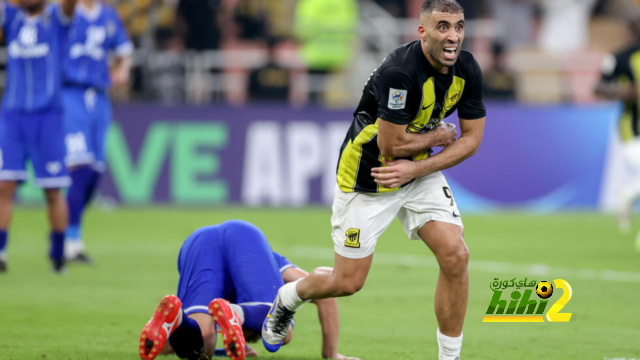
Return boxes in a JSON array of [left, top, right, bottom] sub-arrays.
[[139, 220, 358, 360]]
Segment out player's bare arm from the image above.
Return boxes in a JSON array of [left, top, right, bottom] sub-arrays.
[[377, 118, 458, 158], [595, 82, 637, 103], [372, 117, 484, 189], [282, 267, 360, 360], [111, 56, 132, 87]]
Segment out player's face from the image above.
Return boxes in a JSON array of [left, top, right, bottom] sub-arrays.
[[20, 0, 46, 13], [419, 11, 465, 70]]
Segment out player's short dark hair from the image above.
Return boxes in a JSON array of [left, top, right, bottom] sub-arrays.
[[420, 0, 464, 15]]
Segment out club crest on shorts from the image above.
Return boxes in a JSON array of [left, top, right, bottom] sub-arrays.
[[344, 228, 361, 248]]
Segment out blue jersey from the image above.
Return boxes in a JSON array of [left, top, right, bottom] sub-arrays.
[[1, 2, 70, 112], [64, 2, 132, 90], [272, 251, 296, 274], [176, 221, 297, 329]]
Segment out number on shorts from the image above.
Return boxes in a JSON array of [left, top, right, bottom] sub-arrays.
[[442, 186, 454, 206]]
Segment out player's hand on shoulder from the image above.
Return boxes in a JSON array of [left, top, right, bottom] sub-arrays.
[[371, 158, 418, 189], [434, 122, 458, 147]]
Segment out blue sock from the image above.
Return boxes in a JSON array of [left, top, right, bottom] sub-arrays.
[[0, 230, 7, 251], [84, 169, 102, 206], [168, 315, 204, 359], [67, 168, 94, 238], [240, 304, 271, 332], [66, 225, 81, 241], [49, 231, 65, 260], [0, 230, 7, 253]]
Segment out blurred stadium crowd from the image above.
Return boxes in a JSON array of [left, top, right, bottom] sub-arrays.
[[0, 0, 638, 107]]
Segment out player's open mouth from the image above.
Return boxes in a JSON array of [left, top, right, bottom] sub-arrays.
[[443, 46, 457, 60]]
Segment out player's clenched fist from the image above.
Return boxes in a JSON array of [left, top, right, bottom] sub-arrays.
[[371, 158, 419, 189], [434, 122, 458, 147]]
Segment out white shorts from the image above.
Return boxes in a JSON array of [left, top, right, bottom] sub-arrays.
[[331, 171, 463, 259], [623, 138, 640, 174]]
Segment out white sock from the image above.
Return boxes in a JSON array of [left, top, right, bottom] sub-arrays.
[[64, 240, 84, 259], [437, 328, 463, 360], [177, 307, 184, 327], [279, 279, 307, 311], [0, 251, 6, 261], [229, 304, 245, 325]]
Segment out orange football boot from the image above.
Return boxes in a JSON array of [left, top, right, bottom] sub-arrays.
[[139, 295, 183, 360], [209, 298, 246, 360]]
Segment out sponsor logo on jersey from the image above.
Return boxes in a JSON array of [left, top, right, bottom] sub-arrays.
[[8, 25, 50, 59], [69, 25, 107, 60], [448, 91, 461, 103]]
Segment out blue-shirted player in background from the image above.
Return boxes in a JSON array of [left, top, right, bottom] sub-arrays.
[[0, 0, 77, 273], [139, 220, 358, 360], [62, 0, 132, 263]]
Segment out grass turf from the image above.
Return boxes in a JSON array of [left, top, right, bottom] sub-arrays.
[[0, 208, 639, 360]]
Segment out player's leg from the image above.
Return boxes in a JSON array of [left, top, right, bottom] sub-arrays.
[[398, 172, 467, 360], [63, 88, 98, 261], [263, 188, 401, 351], [140, 227, 233, 360], [418, 222, 467, 360], [44, 188, 69, 273], [621, 138, 640, 249], [222, 220, 285, 332], [0, 181, 17, 272], [30, 110, 71, 273], [0, 112, 29, 272], [619, 139, 640, 230]]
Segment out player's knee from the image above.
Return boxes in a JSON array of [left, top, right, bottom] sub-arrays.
[[0, 182, 16, 199], [438, 242, 469, 278], [44, 188, 63, 204], [336, 279, 365, 296]]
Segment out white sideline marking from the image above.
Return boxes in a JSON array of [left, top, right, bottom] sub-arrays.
[[290, 246, 640, 283]]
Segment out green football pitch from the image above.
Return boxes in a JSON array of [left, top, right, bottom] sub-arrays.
[[1, 208, 639, 360]]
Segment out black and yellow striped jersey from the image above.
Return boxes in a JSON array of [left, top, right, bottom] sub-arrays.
[[600, 44, 640, 141], [336, 41, 486, 193]]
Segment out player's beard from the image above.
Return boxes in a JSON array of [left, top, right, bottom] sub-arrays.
[[22, 0, 46, 15], [428, 42, 458, 69]]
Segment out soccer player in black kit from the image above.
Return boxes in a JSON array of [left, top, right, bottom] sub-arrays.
[[263, 1, 486, 359], [595, 15, 640, 248]]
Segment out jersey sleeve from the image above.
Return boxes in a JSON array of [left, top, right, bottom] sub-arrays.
[[374, 66, 420, 125], [271, 251, 298, 274], [1, 1, 19, 34], [457, 57, 486, 120], [109, 9, 133, 57], [600, 53, 632, 83]]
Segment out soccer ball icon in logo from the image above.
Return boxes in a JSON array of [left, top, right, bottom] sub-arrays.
[[536, 281, 553, 299]]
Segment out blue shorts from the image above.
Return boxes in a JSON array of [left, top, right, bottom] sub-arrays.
[[0, 108, 70, 188], [177, 220, 287, 316], [62, 86, 111, 172]]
